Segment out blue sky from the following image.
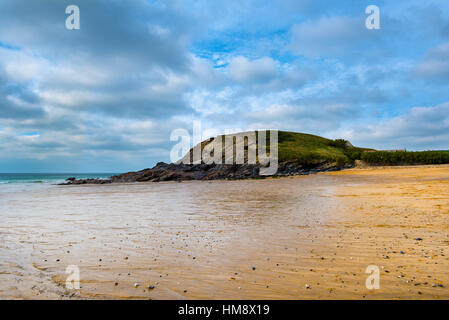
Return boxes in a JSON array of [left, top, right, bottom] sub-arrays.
[[1, 0, 449, 172]]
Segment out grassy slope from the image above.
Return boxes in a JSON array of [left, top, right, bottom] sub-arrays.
[[277, 131, 366, 165], [185, 130, 363, 166]]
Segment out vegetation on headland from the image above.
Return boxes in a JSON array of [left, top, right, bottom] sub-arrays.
[[360, 150, 449, 165], [277, 131, 369, 166]]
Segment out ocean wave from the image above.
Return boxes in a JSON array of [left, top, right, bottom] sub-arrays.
[[0, 180, 51, 184]]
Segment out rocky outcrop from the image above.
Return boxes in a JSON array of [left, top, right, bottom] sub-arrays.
[[59, 160, 354, 185]]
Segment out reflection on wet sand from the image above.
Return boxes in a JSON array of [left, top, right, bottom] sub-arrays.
[[0, 166, 448, 299]]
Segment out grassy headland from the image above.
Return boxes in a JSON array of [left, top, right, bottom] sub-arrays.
[[62, 131, 449, 184]]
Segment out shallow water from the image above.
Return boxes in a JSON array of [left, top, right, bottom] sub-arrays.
[[0, 175, 341, 299]]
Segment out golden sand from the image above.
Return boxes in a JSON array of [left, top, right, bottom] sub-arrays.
[[324, 165, 449, 299]]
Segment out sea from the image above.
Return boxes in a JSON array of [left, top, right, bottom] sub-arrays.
[[0, 173, 117, 184], [0, 173, 117, 191]]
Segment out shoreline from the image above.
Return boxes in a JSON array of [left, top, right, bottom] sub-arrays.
[[57, 163, 449, 187], [58, 162, 449, 186]]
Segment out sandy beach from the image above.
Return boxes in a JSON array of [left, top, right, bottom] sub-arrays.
[[0, 165, 448, 299]]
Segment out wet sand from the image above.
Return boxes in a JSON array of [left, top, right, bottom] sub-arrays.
[[0, 165, 448, 299]]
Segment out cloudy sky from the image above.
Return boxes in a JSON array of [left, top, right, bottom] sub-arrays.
[[1, 0, 449, 172]]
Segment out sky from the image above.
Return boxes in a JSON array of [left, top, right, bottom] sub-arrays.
[[1, 0, 449, 172]]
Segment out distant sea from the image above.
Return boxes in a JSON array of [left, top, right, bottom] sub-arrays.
[[0, 173, 117, 185]]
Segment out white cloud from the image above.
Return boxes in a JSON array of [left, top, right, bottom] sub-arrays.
[[228, 56, 279, 83], [289, 16, 375, 58], [414, 42, 449, 80], [342, 102, 449, 150], [0, 48, 45, 82]]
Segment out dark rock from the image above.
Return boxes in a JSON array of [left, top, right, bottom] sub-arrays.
[[59, 160, 354, 185]]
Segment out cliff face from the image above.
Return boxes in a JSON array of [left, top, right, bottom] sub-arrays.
[[60, 131, 359, 185]]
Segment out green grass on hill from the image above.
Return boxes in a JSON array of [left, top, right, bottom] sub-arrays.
[[277, 131, 345, 164], [276, 131, 368, 165], [188, 130, 363, 165]]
